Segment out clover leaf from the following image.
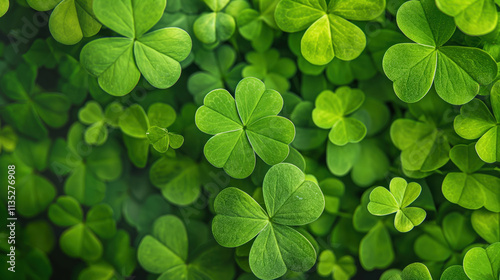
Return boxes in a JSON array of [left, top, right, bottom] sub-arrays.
[[441, 265, 469, 280], [289, 100, 329, 151], [138, 214, 235, 280], [368, 177, 426, 232], [26, 0, 101, 45], [78, 101, 123, 146], [463, 242, 500, 280], [80, 0, 192, 96], [236, 0, 279, 51], [442, 143, 500, 212], [471, 209, 500, 244], [454, 86, 500, 163], [436, 0, 498, 36], [193, 0, 235, 45], [48, 196, 116, 261], [383, 0, 498, 105], [359, 221, 394, 270], [212, 163, 324, 279], [0, 63, 71, 139], [0, 0, 8, 17], [242, 49, 297, 94], [275, 0, 385, 65], [317, 250, 356, 280], [382, 263, 433, 280], [313, 87, 367, 146], [0, 119, 17, 153], [195, 77, 295, 179], [326, 54, 377, 86]]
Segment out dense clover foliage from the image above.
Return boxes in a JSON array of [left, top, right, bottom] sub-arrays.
[[1, 0, 500, 280]]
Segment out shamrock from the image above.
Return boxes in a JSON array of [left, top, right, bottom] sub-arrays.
[[317, 250, 357, 280], [368, 177, 426, 232], [275, 0, 385, 65], [312, 87, 367, 146], [80, 0, 192, 96], [48, 196, 116, 261], [138, 215, 235, 280], [383, 0, 498, 105], [193, 0, 235, 45], [454, 84, 500, 163], [78, 101, 123, 146], [436, 0, 498, 36], [195, 77, 295, 179], [442, 144, 500, 212], [463, 242, 500, 280], [26, 0, 101, 45], [212, 163, 324, 279]]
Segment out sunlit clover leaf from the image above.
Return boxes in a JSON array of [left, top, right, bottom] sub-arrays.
[[275, 0, 385, 65], [0, 120, 17, 153], [436, 0, 498, 36], [0, 63, 70, 139], [242, 49, 297, 94], [138, 215, 235, 280], [317, 250, 356, 280], [442, 143, 500, 212], [383, 263, 433, 280], [313, 87, 367, 146], [463, 242, 500, 280], [78, 101, 123, 146], [454, 88, 500, 163], [441, 265, 469, 280], [26, 0, 101, 45], [367, 177, 426, 232], [472, 209, 500, 243], [195, 77, 295, 179], [212, 163, 324, 279], [359, 221, 394, 270], [193, 0, 235, 44], [0, 0, 8, 17], [391, 116, 450, 172], [48, 196, 116, 261], [383, 0, 498, 105], [80, 0, 192, 96]]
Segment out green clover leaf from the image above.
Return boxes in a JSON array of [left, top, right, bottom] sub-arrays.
[[289, 100, 329, 151], [26, 0, 101, 45], [381, 263, 433, 280], [138, 215, 235, 280], [80, 0, 192, 96], [442, 144, 500, 212], [436, 0, 498, 36], [212, 163, 324, 279], [275, 0, 385, 65], [368, 177, 426, 232], [359, 221, 394, 270], [317, 250, 357, 280], [0, 119, 17, 153], [195, 77, 295, 179], [48, 196, 116, 261], [0, 0, 8, 17], [78, 101, 123, 146], [441, 265, 469, 280], [236, 0, 279, 51], [383, 0, 498, 105], [193, 0, 235, 45], [472, 209, 500, 244], [325, 54, 377, 86], [454, 85, 500, 163], [313, 87, 367, 146], [463, 242, 500, 280]]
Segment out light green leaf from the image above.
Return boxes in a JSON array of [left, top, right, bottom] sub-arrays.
[[359, 222, 394, 270], [147, 126, 170, 153], [463, 243, 500, 280], [193, 12, 235, 44], [471, 209, 500, 243], [454, 99, 496, 139], [148, 103, 177, 128], [441, 265, 469, 280], [60, 223, 103, 261], [436, 0, 498, 36], [48, 196, 83, 227], [401, 263, 432, 280], [86, 204, 116, 239], [119, 105, 149, 139], [450, 143, 484, 173]]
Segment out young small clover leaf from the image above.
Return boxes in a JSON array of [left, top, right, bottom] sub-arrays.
[[436, 0, 498, 36], [237, 0, 279, 50], [48, 196, 116, 261], [0, 63, 71, 139], [275, 0, 385, 65], [26, 0, 101, 45], [138, 215, 235, 280], [193, 0, 236, 45], [312, 87, 367, 146], [0, 119, 17, 153], [454, 85, 500, 163], [442, 144, 500, 212], [463, 242, 500, 280], [78, 101, 124, 146], [242, 49, 297, 94], [383, 0, 498, 105], [367, 177, 426, 232], [195, 77, 295, 179], [212, 163, 325, 279], [80, 0, 192, 96], [317, 250, 357, 280]]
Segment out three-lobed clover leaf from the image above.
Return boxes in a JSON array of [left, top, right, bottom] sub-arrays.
[[195, 77, 295, 179], [48, 196, 116, 261], [317, 250, 356, 280], [27, 0, 101, 45], [312, 87, 367, 146], [275, 0, 385, 65], [442, 143, 500, 212], [212, 163, 325, 279], [463, 242, 500, 280], [78, 101, 123, 146], [80, 0, 192, 96], [454, 85, 500, 163], [138, 214, 235, 280], [436, 0, 498, 36], [193, 0, 236, 45], [383, 0, 498, 105], [368, 177, 426, 232]]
